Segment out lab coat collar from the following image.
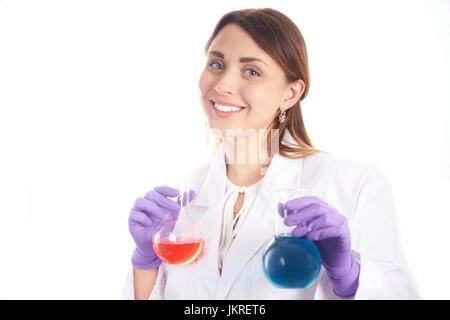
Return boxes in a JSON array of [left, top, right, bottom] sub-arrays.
[[195, 128, 300, 208], [194, 141, 226, 208]]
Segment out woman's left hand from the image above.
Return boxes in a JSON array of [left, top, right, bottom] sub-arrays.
[[283, 196, 360, 299]]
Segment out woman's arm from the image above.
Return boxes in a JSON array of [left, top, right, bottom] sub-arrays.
[[336, 295, 354, 300], [133, 267, 159, 300], [351, 167, 417, 299]]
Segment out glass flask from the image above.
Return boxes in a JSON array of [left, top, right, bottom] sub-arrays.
[[262, 188, 322, 288], [152, 176, 204, 265]]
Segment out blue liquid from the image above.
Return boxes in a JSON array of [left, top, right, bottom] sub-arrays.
[[262, 235, 322, 288]]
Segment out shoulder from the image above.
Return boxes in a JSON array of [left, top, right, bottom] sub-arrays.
[[303, 153, 379, 178], [186, 160, 211, 178], [300, 152, 392, 218], [298, 152, 396, 227], [302, 151, 385, 186], [178, 159, 213, 190]]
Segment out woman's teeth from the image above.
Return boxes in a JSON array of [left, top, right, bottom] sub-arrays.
[[213, 102, 243, 112]]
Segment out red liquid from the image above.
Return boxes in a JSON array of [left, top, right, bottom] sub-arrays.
[[152, 237, 204, 265]]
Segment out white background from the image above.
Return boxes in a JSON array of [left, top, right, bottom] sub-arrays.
[[0, 0, 448, 299]]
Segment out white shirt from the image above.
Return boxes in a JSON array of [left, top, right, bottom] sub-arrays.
[[218, 177, 265, 274]]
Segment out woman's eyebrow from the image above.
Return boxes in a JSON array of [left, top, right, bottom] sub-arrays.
[[208, 50, 268, 67]]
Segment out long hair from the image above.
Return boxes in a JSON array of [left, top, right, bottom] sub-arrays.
[[203, 8, 328, 159]]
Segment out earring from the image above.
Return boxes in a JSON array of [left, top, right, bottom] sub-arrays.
[[279, 107, 286, 124]]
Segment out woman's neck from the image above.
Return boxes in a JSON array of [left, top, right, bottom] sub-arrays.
[[223, 131, 273, 186], [226, 163, 266, 186]]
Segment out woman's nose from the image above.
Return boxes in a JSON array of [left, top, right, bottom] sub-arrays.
[[214, 70, 237, 95]]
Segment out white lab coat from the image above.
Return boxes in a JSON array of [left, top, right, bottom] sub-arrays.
[[122, 130, 417, 299]]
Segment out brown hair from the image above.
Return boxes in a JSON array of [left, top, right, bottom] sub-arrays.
[[203, 8, 328, 159]]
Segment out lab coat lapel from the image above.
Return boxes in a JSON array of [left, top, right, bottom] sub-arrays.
[[193, 143, 226, 297], [216, 137, 304, 299]]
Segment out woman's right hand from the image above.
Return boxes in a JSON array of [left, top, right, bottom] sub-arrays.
[[129, 186, 182, 270]]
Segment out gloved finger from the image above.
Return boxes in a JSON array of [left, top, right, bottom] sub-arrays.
[[277, 202, 285, 218], [178, 189, 196, 206], [307, 212, 346, 232], [154, 186, 180, 198], [285, 196, 322, 212], [284, 203, 323, 226], [133, 198, 166, 219], [129, 209, 154, 227], [306, 225, 343, 242], [278, 200, 315, 219], [144, 190, 181, 213], [291, 224, 308, 238]]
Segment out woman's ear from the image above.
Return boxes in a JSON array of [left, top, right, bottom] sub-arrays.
[[282, 79, 306, 111]]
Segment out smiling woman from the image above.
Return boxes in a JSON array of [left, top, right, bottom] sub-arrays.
[[124, 7, 416, 301], [199, 9, 325, 166]]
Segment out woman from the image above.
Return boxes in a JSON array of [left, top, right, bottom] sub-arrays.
[[123, 8, 416, 300]]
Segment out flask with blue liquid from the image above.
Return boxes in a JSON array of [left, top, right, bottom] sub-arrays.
[[262, 188, 322, 288]]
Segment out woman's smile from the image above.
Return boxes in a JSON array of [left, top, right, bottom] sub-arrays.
[[210, 99, 246, 119]]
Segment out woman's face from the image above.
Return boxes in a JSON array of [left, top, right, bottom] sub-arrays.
[[199, 23, 299, 138]]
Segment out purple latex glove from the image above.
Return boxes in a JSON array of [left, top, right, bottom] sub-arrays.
[[128, 186, 196, 270], [283, 196, 360, 299]]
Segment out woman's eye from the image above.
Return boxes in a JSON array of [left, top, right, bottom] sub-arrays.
[[208, 61, 223, 70], [208, 61, 260, 77], [245, 69, 261, 77]]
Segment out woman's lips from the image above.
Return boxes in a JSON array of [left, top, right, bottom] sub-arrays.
[[211, 98, 245, 108], [210, 100, 245, 119]]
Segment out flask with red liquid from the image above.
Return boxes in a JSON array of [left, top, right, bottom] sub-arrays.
[[152, 176, 204, 265]]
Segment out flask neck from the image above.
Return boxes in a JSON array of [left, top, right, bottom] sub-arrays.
[[274, 201, 295, 237], [178, 190, 194, 217]]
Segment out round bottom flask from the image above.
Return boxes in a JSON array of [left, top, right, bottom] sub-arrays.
[[152, 179, 204, 265], [152, 229, 204, 265], [262, 235, 321, 288], [262, 188, 322, 288]]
